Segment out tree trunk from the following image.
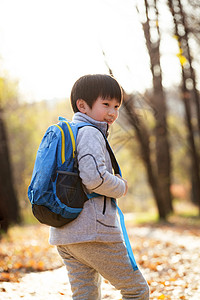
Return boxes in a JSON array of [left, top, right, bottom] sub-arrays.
[[142, 0, 173, 214], [123, 94, 168, 220], [168, 0, 200, 213], [0, 108, 20, 232]]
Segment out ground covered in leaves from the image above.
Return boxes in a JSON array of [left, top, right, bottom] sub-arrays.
[[0, 219, 200, 299]]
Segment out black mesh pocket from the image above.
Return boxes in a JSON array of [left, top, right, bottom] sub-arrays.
[[56, 171, 88, 208]]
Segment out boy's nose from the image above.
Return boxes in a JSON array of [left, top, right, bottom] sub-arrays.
[[108, 110, 115, 116]]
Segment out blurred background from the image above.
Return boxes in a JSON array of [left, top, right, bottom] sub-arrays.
[[0, 0, 200, 232]]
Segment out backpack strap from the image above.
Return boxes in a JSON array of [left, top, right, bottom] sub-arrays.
[[64, 122, 76, 158], [54, 125, 66, 164], [75, 122, 122, 176], [53, 121, 76, 165], [113, 202, 138, 270]]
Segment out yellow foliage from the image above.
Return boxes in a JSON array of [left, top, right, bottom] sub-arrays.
[[156, 20, 159, 27], [173, 35, 179, 40], [176, 52, 188, 66], [173, 35, 188, 66]]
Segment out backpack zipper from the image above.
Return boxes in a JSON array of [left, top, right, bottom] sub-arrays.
[[103, 196, 106, 214]]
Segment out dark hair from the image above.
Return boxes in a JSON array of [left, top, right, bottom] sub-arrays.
[[70, 74, 123, 113]]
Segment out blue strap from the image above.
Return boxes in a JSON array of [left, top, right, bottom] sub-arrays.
[[87, 192, 99, 199], [112, 199, 138, 271], [88, 192, 138, 271]]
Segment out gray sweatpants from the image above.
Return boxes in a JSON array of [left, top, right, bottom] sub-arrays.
[[57, 242, 149, 300]]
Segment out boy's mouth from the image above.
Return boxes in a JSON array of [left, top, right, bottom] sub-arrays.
[[105, 119, 114, 125]]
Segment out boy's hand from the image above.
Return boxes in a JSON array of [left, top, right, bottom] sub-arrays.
[[116, 174, 128, 196]]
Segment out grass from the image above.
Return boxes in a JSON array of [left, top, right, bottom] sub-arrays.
[[21, 208, 40, 225], [124, 200, 200, 229], [124, 210, 158, 225]]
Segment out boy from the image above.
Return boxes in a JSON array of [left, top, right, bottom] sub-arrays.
[[49, 74, 149, 299]]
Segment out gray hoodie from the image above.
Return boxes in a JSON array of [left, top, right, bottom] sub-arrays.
[[49, 113, 126, 245]]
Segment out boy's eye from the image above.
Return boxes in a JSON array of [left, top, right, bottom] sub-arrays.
[[103, 102, 109, 106]]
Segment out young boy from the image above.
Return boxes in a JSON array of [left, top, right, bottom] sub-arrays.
[[49, 74, 149, 299]]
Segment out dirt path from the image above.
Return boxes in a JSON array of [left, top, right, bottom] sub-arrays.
[[1, 225, 200, 299], [0, 266, 121, 300]]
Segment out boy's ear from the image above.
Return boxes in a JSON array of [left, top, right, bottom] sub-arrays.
[[76, 99, 88, 113]]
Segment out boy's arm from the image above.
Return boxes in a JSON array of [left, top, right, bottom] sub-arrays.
[[77, 127, 126, 198]]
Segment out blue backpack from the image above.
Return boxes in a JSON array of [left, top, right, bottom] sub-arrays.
[[28, 117, 120, 227], [28, 117, 138, 271]]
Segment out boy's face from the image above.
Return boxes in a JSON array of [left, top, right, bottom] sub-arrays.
[[83, 97, 120, 126]]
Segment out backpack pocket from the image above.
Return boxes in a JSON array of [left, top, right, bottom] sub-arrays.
[[56, 171, 88, 208]]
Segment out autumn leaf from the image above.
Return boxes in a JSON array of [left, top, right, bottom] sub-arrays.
[[0, 225, 63, 282], [37, 261, 45, 270], [176, 52, 188, 66]]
